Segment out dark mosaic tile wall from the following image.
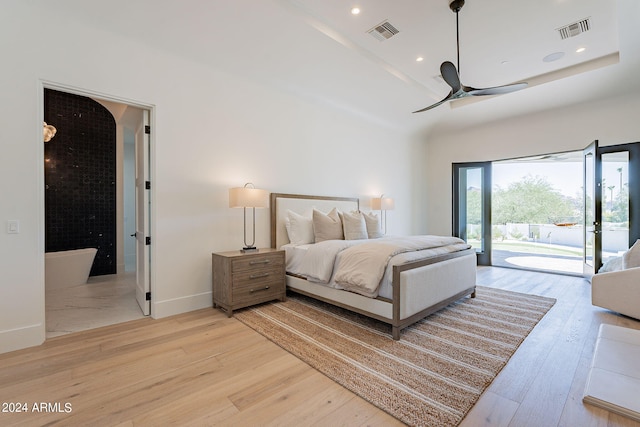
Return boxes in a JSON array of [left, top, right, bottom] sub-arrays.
[[44, 89, 116, 276]]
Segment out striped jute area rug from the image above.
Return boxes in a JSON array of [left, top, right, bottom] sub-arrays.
[[234, 286, 556, 427]]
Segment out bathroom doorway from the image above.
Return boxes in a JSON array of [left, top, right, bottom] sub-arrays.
[[43, 85, 152, 338]]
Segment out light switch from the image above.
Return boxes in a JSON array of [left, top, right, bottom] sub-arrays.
[[7, 220, 19, 234]]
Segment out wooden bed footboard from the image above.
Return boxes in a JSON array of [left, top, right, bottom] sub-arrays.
[[390, 247, 476, 339], [286, 248, 477, 340]]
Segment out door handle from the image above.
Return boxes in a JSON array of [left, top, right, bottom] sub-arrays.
[[130, 232, 137, 237]]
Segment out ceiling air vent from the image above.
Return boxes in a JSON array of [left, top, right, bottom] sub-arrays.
[[367, 20, 400, 41], [557, 18, 591, 40]]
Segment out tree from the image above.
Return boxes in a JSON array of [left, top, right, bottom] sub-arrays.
[[492, 175, 578, 224], [466, 187, 482, 225], [607, 184, 629, 224]]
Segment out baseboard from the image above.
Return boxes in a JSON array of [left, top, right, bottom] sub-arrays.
[[0, 323, 45, 355], [151, 291, 212, 319]]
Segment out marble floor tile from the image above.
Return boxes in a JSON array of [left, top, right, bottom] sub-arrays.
[[45, 272, 145, 338]]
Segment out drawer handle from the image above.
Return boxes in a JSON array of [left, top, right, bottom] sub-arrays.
[[249, 259, 271, 265], [249, 273, 270, 279], [250, 286, 270, 293]]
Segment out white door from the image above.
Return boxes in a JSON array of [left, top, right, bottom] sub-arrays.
[[135, 110, 151, 315]]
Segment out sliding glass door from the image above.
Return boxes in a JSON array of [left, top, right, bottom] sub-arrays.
[[453, 162, 491, 265]]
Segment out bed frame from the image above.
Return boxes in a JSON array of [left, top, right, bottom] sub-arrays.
[[270, 193, 477, 340]]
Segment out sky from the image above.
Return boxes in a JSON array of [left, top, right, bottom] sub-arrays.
[[492, 158, 628, 198]]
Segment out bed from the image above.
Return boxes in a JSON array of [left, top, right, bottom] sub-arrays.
[[270, 193, 477, 340]]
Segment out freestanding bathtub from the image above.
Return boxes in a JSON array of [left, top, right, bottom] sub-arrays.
[[45, 248, 98, 290]]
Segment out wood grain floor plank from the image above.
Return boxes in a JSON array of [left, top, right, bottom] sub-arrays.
[[460, 390, 519, 427], [1, 267, 639, 427]]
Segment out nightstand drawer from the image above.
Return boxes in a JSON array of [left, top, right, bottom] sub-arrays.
[[233, 266, 283, 287], [232, 281, 283, 305], [232, 253, 283, 272]]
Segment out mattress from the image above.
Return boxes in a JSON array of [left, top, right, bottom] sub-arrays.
[[282, 236, 470, 299]]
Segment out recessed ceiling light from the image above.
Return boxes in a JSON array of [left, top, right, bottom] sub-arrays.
[[543, 52, 565, 63], [351, 7, 360, 15], [416, 56, 424, 62], [576, 47, 586, 53]]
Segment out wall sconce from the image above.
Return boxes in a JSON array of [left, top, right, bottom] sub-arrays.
[[229, 183, 269, 252], [371, 194, 394, 234], [43, 122, 57, 142]]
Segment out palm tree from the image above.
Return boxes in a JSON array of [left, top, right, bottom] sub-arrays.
[[617, 167, 623, 196], [608, 185, 616, 211]]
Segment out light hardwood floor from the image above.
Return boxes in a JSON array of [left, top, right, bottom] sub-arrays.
[[1, 267, 639, 426]]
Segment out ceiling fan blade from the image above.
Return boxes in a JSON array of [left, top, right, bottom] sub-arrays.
[[412, 91, 454, 113], [466, 82, 528, 96], [440, 61, 461, 93]]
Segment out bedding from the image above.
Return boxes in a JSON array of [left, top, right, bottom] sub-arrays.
[[285, 209, 314, 245], [363, 211, 383, 239], [271, 193, 477, 340], [286, 235, 471, 299], [340, 210, 368, 240], [313, 208, 344, 242]]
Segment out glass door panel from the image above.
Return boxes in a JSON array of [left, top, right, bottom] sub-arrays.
[[601, 151, 629, 263], [453, 162, 491, 265], [583, 140, 602, 276]]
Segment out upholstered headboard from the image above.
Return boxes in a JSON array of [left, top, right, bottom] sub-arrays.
[[270, 193, 359, 249]]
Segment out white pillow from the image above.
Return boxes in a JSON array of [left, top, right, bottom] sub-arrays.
[[285, 210, 314, 245], [598, 256, 623, 273], [363, 211, 383, 239], [312, 208, 344, 242], [341, 211, 368, 240], [622, 239, 640, 269]]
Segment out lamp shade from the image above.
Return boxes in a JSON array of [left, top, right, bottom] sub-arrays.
[[229, 187, 269, 208], [371, 196, 394, 210]]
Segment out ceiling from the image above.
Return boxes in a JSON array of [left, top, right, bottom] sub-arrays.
[[277, 0, 636, 135], [48, 0, 639, 137], [290, 0, 618, 97]]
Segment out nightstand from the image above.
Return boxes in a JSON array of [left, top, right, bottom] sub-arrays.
[[212, 248, 286, 317]]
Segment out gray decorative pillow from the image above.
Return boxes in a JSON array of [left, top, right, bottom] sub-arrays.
[[312, 208, 344, 242], [341, 211, 368, 240], [363, 211, 383, 239], [622, 239, 640, 269]]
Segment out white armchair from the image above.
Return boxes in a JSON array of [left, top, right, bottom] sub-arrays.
[[592, 266, 640, 320]]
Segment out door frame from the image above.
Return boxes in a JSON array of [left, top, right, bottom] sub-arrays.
[[39, 80, 156, 324], [584, 140, 640, 276], [135, 110, 151, 315], [583, 140, 602, 276], [599, 142, 640, 245], [453, 162, 492, 265]]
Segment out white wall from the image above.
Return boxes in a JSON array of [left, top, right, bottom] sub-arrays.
[[423, 94, 640, 236], [0, 2, 420, 353]]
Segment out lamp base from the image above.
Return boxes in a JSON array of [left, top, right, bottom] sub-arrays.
[[241, 246, 258, 253]]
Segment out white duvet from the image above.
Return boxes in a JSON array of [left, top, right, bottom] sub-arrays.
[[284, 235, 470, 299]]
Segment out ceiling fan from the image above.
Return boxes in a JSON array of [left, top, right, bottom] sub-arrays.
[[413, 0, 528, 113]]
